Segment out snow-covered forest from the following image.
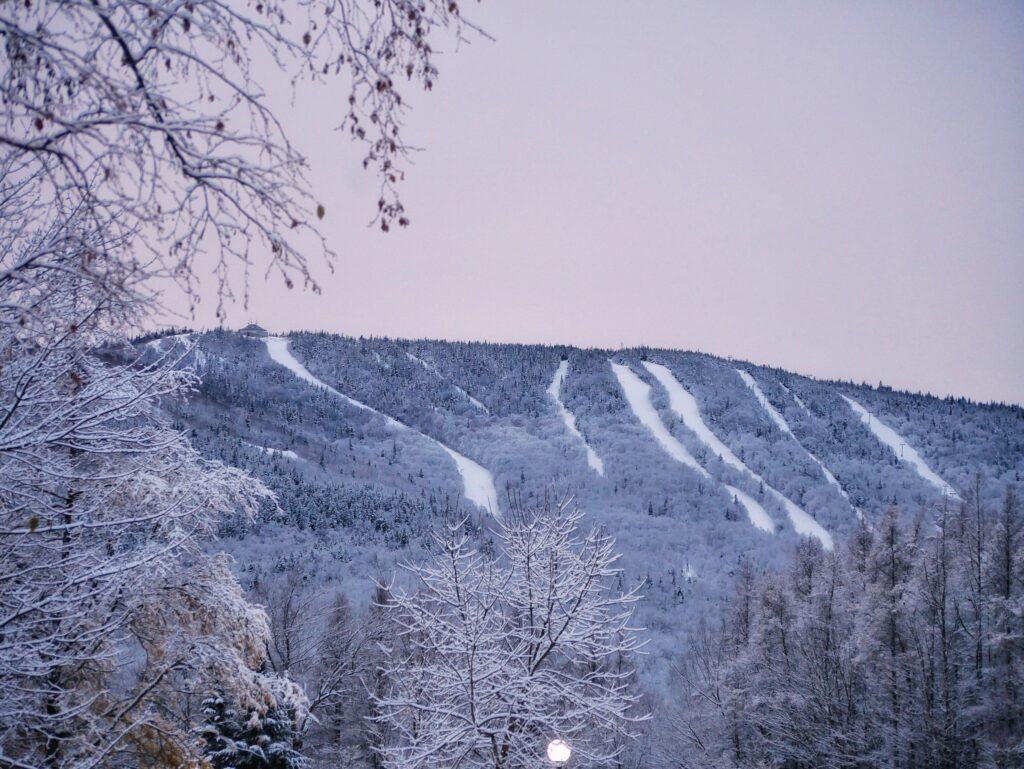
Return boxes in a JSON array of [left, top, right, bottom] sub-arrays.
[[126, 327, 1022, 768], [662, 493, 1023, 769]]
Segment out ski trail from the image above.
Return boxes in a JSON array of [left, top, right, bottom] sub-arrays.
[[265, 337, 500, 516], [249, 443, 299, 460], [144, 332, 192, 351], [610, 361, 774, 533], [610, 363, 707, 477], [723, 484, 775, 534], [644, 362, 833, 549], [142, 333, 212, 369], [736, 370, 792, 436], [841, 394, 961, 501], [737, 370, 864, 523], [547, 361, 605, 476], [266, 336, 400, 427], [405, 352, 489, 413], [782, 383, 812, 418]]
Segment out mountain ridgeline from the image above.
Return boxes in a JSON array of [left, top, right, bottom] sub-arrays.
[[144, 329, 1022, 674]]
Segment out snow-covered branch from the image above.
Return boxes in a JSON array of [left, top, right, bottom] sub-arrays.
[[373, 502, 648, 769]]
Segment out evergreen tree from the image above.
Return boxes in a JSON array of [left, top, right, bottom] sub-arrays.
[[200, 693, 309, 769]]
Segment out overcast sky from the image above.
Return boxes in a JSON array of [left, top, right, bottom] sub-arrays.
[[173, 1, 1024, 405]]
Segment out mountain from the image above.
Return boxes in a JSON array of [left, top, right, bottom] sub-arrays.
[[138, 328, 1024, 685]]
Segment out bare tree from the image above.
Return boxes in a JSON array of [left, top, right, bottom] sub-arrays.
[[0, 0, 485, 312], [373, 501, 647, 769]]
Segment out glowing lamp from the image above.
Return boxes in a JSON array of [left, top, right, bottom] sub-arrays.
[[547, 739, 571, 765]]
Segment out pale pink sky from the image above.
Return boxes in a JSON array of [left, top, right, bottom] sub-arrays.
[[172, 1, 1024, 405]]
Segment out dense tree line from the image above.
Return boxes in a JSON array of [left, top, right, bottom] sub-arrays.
[[662, 486, 1022, 769]]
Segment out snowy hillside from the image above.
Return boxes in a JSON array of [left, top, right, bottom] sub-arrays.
[[140, 329, 1024, 679]]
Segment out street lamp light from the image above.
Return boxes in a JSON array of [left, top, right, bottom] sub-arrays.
[[547, 739, 572, 766]]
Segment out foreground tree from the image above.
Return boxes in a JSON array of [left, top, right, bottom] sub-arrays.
[[1, 1, 486, 765], [0, 191, 306, 767], [199, 682, 309, 769], [373, 502, 647, 769]]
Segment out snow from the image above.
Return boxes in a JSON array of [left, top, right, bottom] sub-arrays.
[[405, 352, 489, 413], [644, 362, 833, 549], [610, 362, 709, 479], [723, 483, 776, 534], [841, 394, 961, 500], [142, 332, 213, 369], [737, 370, 863, 523], [266, 336, 401, 428], [736, 370, 791, 436], [784, 385, 812, 418], [611, 361, 776, 534], [606, 360, 774, 536], [436, 446, 501, 515], [547, 361, 605, 476], [144, 332, 192, 351], [266, 337, 500, 516], [249, 443, 299, 460]]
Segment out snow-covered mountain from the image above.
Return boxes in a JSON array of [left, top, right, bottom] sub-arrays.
[[141, 329, 1023, 677]]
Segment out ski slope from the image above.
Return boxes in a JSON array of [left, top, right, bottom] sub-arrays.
[[548, 361, 605, 476], [723, 484, 775, 534], [841, 395, 961, 500], [250, 443, 299, 460], [737, 369, 863, 522], [144, 332, 191, 351], [142, 332, 213, 369], [405, 352, 489, 413], [610, 361, 775, 533], [266, 337, 400, 427], [783, 384, 812, 418], [644, 362, 833, 548], [736, 370, 792, 435], [266, 337, 500, 516]]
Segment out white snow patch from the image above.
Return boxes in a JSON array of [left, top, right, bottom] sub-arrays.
[[143, 332, 197, 355], [142, 333, 214, 369], [371, 351, 391, 369], [841, 395, 961, 501], [548, 361, 604, 476], [644, 362, 833, 549], [143, 332, 191, 351], [723, 484, 776, 534], [250, 443, 299, 460], [266, 337, 500, 516], [783, 384, 812, 418], [405, 352, 489, 413], [436, 446, 500, 515], [737, 370, 864, 523], [737, 370, 791, 436]]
